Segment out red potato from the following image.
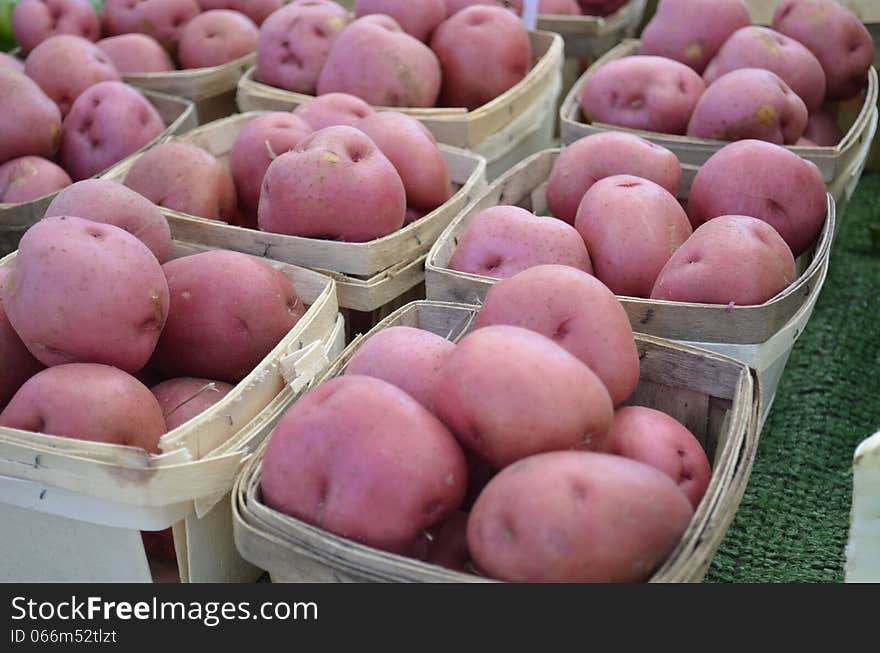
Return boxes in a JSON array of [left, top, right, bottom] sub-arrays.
[[0, 267, 45, 409], [536, 0, 580, 14], [354, 0, 447, 42], [24, 35, 121, 117], [258, 126, 406, 241], [578, 0, 628, 15], [546, 132, 681, 225], [474, 264, 640, 405], [605, 406, 711, 508], [1, 216, 169, 372], [0, 53, 24, 74], [101, 0, 201, 53], [803, 108, 844, 146], [640, 0, 752, 74], [151, 250, 305, 383], [651, 215, 797, 306], [96, 34, 174, 73], [796, 136, 817, 146], [430, 5, 532, 110], [0, 156, 71, 204], [45, 179, 172, 263], [0, 363, 166, 453], [255, 2, 351, 95], [318, 15, 442, 108], [123, 142, 238, 223], [703, 26, 827, 113], [575, 174, 692, 298], [467, 451, 694, 582], [356, 111, 452, 213], [449, 206, 593, 279], [687, 139, 827, 257], [11, 0, 100, 54], [424, 511, 471, 573], [0, 68, 62, 165], [344, 326, 456, 411], [580, 55, 706, 135], [432, 325, 615, 468], [151, 377, 235, 431], [261, 375, 468, 555], [177, 10, 259, 69], [686, 68, 808, 145], [773, 0, 874, 101], [443, 0, 498, 15], [229, 112, 313, 223], [197, 0, 283, 25], [405, 207, 426, 225], [292, 93, 376, 131], [59, 81, 165, 181]]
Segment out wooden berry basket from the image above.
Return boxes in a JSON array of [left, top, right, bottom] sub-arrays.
[[102, 111, 487, 335], [0, 240, 346, 583], [231, 300, 760, 583], [0, 89, 198, 257], [846, 429, 880, 582], [236, 31, 564, 178], [424, 149, 835, 424], [559, 39, 879, 183], [121, 53, 256, 125]]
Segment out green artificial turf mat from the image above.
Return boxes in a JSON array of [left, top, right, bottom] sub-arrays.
[[705, 173, 880, 583]]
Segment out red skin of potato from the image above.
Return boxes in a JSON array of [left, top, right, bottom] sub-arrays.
[[432, 325, 615, 468], [229, 112, 314, 223], [467, 451, 694, 582], [11, 0, 100, 54], [96, 34, 175, 73], [151, 250, 305, 383], [260, 375, 468, 555], [640, 0, 751, 74], [318, 15, 442, 108], [2, 216, 170, 372], [604, 406, 711, 509], [123, 142, 238, 223], [151, 377, 235, 431], [430, 5, 532, 110], [578, 0, 628, 16], [687, 139, 827, 257], [773, 0, 874, 101], [178, 10, 259, 69], [449, 205, 593, 280], [258, 125, 406, 242], [255, 2, 351, 95], [703, 26, 827, 113], [424, 511, 471, 573], [24, 35, 121, 117], [474, 264, 640, 406], [580, 55, 706, 135], [197, 0, 283, 26], [575, 174, 692, 298], [59, 81, 165, 181], [355, 111, 452, 213], [803, 107, 844, 146], [0, 363, 166, 453], [651, 215, 797, 306], [0, 68, 62, 165], [0, 156, 71, 204], [355, 0, 447, 42], [687, 68, 808, 145], [0, 53, 24, 74], [0, 267, 45, 409], [546, 132, 681, 225], [45, 179, 172, 263], [344, 326, 456, 412], [101, 0, 201, 53], [292, 93, 376, 131]]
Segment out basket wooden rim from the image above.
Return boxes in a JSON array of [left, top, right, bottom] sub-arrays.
[[231, 300, 760, 583]]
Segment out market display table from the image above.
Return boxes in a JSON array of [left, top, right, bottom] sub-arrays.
[[707, 174, 880, 583]]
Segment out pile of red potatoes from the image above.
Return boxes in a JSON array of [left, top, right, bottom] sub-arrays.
[[261, 263, 712, 583], [581, 0, 874, 147], [450, 131, 826, 306]]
